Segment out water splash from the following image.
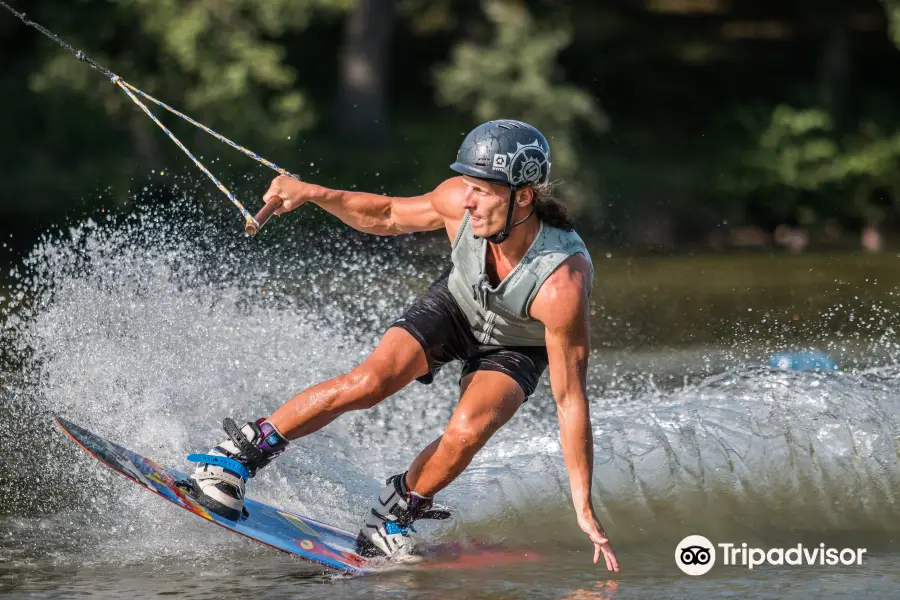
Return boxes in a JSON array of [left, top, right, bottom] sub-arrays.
[[2, 199, 900, 571]]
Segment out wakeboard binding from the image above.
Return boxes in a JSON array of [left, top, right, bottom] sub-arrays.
[[187, 417, 289, 520], [355, 472, 451, 558]]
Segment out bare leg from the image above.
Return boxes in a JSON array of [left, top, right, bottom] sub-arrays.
[[268, 327, 428, 439], [405, 370, 524, 496]]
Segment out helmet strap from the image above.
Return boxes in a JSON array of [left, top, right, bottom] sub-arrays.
[[486, 185, 519, 244], [511, 205, 536, 228]]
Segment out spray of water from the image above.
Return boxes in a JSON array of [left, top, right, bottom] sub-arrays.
[[2, 196, 900, 571]]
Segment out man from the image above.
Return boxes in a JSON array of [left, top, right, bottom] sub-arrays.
[[189, 120, 619, 571]]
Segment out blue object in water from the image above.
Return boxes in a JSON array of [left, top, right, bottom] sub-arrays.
[[768, 350, 839, 371]]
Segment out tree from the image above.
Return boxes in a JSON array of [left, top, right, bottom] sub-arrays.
[[882, 0, 900, 46], [29, 1, 347, 154], [336, 0, 396, 142], [434, 0, 607, 211]]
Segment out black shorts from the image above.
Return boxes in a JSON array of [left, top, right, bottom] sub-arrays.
[[390, 269, 549, 398]]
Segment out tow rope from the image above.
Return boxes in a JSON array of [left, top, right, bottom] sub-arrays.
[[0, 0, 291, 234]]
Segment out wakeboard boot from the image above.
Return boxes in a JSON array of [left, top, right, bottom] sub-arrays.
[[355, 472, 451, 558], [187, 418, 289, 520]]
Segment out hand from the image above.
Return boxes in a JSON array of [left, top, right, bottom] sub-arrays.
[[263, 175, 324, 214], [578, 512, 619, 572]]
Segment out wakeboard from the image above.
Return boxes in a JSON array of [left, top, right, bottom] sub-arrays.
[[56, 417, 372, 575], [57, 417, 541, 574]]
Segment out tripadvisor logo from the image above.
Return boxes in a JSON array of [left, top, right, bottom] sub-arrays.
[[675, 535, 868, 575], [675, 535, 716, 576]]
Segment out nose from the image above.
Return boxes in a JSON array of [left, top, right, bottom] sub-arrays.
[[462, 187, 477, 210]]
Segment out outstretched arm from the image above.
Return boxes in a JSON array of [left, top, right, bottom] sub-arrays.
[[530, 254, 619, 572], [263, 175, 465, 238]]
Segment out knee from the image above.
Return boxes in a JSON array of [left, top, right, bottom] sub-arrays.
[[442, 418, 488, 455], [340, 368, 390, 410]]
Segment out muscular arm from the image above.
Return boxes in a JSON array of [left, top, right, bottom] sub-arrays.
[[530, 255, 617, 571], [530, 254, 594, 517], [531, 255, 619, 571], [301, 177, 466, 239]]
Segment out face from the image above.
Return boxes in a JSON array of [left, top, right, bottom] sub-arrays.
[[461, 176, 533, 238]]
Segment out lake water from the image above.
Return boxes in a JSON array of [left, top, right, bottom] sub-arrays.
[[2, 206, 899, 598]]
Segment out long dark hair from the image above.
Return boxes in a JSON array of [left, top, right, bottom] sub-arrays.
[[531, 181, 574, 230]]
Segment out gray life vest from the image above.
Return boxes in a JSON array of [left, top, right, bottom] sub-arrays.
[[447, 211, 594, 347]]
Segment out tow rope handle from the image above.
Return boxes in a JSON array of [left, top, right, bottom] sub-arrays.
[[245, 196, 284, 235]]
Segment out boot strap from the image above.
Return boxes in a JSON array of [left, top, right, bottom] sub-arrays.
[[223, 418, 265, 466], [187, 453, 249, 480]]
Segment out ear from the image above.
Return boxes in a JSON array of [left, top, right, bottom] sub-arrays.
[[515, 187, 535, 206]]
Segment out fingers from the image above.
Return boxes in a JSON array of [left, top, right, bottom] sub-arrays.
[[602, 545, 620, 572], [262, 194, 287, 215], [590, 533, 620, 572], [579, 518, 619, 572], [263, 175, 293, 213], [605, 546, 619, 572]]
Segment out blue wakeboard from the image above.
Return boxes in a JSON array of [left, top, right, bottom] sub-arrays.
[[56, 417, 371, 575]]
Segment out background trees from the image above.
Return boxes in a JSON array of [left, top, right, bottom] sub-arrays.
[[1, 0, 898, 249]]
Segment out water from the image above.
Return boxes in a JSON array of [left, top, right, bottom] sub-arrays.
[[2, 202, 900, 598]]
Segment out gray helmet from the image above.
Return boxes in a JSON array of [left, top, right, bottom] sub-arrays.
[[450, 120, 551, 187], [449, 120, 551, 243]]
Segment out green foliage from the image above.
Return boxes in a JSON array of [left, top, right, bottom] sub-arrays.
[[433, 0, 607, 207], [881, 0, 900, 47], [31, 0, 346, 144], [4, 0, 900, 247], [396, 0, 457, 35], [722, 105, 900, 226], [756, 107, 839, 193]]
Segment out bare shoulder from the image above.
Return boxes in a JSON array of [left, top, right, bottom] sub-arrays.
[[430, 177, 468, 242], [529, 253, 592, 329], [387, 176, 466, 240]]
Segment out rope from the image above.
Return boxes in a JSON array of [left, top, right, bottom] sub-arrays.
[[0, 0, 296, 231], [0, 0, 117, 80]]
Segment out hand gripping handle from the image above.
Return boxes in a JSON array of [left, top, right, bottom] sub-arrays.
[[245, 196, 284, 235]]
